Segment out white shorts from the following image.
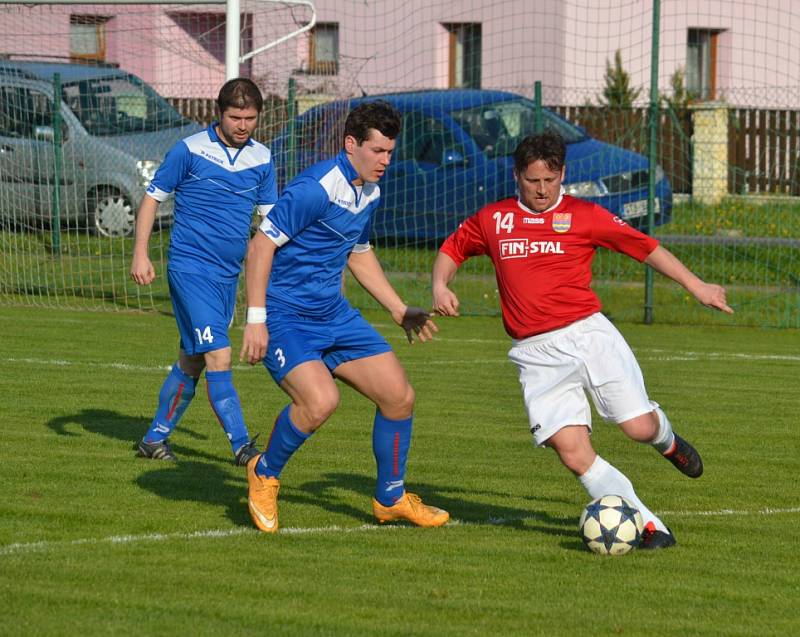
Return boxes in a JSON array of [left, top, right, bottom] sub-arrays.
[[508, 312, 655, 447]]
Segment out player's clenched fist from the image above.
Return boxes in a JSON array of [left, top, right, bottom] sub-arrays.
[[432, 287, 460, 317], [241, 322, 268, 365], [130, 254, 155, 286]]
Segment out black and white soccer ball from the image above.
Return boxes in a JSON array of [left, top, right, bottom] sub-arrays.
[[579, 494, 644, 555]]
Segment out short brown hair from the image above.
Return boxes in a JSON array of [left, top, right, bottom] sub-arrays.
[[513, 131, 566, 173], [343, 100, 401, 144], [217, 78, 263, 114]]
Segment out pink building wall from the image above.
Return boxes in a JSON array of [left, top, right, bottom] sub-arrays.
[[249, 0, 566, 100], [253, 0, 800, 107], [558, 0, 800, 107], [0, 4, 224, 97], [1, 1, 798, 106]]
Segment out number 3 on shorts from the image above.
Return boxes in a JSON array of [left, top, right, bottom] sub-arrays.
[[274, 347, 286, 368]]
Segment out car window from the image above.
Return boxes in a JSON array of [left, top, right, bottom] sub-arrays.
[[451, 98, 585, 157], [396, 111, 465, 165], [61, 74, 189, 136], [0, 85, 58, 139], [0, 86, 27, 137]]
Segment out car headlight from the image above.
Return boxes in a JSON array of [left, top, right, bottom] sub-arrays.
[[136, 160, 160, 187], [564, 180, 606, 197]]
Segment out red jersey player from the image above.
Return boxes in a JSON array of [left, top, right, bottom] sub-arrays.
[[432, 131, 733, 549]]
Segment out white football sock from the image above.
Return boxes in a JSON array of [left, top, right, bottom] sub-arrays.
[[649, 401, 676, 454], [578, 455, 668, 532]]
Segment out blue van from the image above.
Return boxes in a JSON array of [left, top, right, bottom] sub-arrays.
[[271, 89, 672, 241], [0, 61, 202, 236]]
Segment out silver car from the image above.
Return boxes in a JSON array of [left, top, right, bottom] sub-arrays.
[[0, 61, 202, 237]]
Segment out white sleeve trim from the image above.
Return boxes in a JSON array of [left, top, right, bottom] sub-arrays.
[[145, 185, 171, 202], [351, 242, 372, 254], [258, 216, 290, 246], [256, 203, 275, 217]]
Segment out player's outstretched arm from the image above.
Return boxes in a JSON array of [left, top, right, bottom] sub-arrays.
[[240, 231, 277, 365], [645, 245, 734, 314], [130, 195, 159, 286], [347, 249, 437, 343], [431, 252, 462, 317]]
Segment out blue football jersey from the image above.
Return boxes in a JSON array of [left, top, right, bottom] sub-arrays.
[[147, 123, 277, 281], [259, 150, 381, 316]]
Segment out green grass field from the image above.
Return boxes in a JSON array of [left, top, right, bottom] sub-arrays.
[[0, 305, 797, 636]]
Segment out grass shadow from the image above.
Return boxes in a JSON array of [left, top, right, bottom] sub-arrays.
[[44, 408, 228, 463], [135, 460, 251, 526], [286, 471, 575, 536]]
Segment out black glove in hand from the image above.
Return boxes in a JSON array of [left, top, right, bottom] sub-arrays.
[[401, 306, 430, 343]]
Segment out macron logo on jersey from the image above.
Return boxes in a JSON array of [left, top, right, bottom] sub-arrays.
[[499, 239, 565, 259]]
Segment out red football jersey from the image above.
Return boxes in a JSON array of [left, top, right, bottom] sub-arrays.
[[439, 195, 659, 339]]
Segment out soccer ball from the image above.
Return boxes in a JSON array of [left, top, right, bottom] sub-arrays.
[[579, 494, 644, 555]]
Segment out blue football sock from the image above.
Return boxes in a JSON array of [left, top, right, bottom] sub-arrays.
[[256, 404, 310, 479], [372, 411, 412, 507], [205, 370, 250, 455], [144, 364, 197, 443]]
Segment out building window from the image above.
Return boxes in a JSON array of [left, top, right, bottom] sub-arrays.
[[687, 28, 722, 101], [308, 23, 339, 75], [170, 12, 254, 77], [444, 23, 481, 89], [70, 15, 109, 64]]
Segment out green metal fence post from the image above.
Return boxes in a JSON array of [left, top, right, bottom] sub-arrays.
[[51, 72, 63, 257], [286, 77, 297, 182], [644, 0, 661, 324], [534, 80, 543, 133]]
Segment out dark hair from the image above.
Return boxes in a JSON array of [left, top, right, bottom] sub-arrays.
[[343, 100, 401, 144], [513, 131, 566, 173], [217, 78, 263, 114]]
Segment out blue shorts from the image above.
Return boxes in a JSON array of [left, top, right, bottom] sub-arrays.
[[168, 269, 237, 355], [263, 302, 392, 384]]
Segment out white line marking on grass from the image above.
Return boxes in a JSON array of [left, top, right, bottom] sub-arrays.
[[637, 349, 800, 362], [2, 507, 798, 557], [0, 523, 406, 556], [0, 527, 255, 556], [3, 355, 511, 371], [7, 346, 795, 376], [4, 357, 173, 373], [659, 506, 800, 517], [0, 315, 87, 325]]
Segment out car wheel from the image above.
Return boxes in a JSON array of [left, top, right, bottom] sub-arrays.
[[89, 188, 134, 237]]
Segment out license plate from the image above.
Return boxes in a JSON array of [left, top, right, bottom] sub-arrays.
[[622, 198, 659, 219]]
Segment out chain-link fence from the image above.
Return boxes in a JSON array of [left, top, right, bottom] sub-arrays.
[[1, 1, 798, 326]]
